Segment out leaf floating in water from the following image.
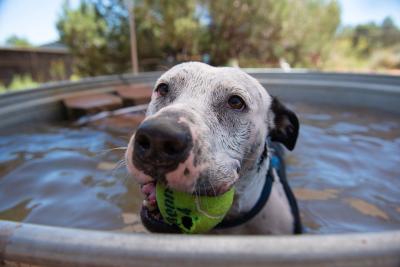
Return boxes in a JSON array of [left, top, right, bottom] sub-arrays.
[[345, 198, 389, 220], [97, 161, 118, 171], [299, 212, 321, 231], [293, 188, 339, 200]]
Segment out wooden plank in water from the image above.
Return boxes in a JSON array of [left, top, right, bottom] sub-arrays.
[[63, 93, 123, 119], [91, 113, 146, 130], [115, 84, 153, 105]]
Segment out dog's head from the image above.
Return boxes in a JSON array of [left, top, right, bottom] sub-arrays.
[[125, 62, 299, 232]]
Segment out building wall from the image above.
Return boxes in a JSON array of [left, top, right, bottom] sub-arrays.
[[0, 47, 73, 86]]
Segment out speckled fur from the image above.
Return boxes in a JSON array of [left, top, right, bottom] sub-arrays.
[[126, 62, 297, 234]]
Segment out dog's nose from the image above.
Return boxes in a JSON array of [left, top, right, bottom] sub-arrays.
[[133, 117, 193, 168]]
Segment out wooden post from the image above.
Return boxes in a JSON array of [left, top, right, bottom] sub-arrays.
[[125, 0, 139, 74]]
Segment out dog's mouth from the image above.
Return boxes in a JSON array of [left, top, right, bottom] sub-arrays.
[[139, 180, 234, 233], [140, 181, 181, 233]]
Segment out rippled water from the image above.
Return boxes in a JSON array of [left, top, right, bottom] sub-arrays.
[[0, 103, 399, 234]]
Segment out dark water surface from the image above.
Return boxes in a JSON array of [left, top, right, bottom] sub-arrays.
[[0, 103, 399, 234]]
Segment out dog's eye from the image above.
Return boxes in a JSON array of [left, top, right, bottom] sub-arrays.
[[228, 95, 246, 110], [155, 83, 169, 97]]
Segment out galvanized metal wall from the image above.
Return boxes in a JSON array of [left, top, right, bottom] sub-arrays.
[[1, 221, 400, 267]]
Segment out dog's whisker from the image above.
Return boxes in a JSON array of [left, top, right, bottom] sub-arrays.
[[96, 146, 128, 157], [114, 158, 126, 169], [194, 185, 200, 210], [209, 181, 217, 198], [208, 169, 218, 198], [118, 135, 132, 140], [202, 183, 210, 211], [108, 146, 128, 151], [121, 172, 131, 185], [194, 182, 224, 220], [109, 158, 127, 177]]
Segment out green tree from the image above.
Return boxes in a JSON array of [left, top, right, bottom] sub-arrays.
[[58, 0, 342, 73], [380, 17, 400, 47], [203, 0, 269, 65], [203, 0, 340, 67], [277, 0, 341, 67], [348, 16, 400, 57], [5, 35, 32, 48], [134, 0, 204, 65], [57, 0, 204, 74], [352, 23, 380, 55], [57, 0, 131, 76]]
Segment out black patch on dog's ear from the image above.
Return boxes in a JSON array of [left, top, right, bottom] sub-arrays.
[[269, 97, 299, 151]]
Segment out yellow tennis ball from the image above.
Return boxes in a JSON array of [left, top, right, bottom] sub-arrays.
[[156, 182, 235, 234]]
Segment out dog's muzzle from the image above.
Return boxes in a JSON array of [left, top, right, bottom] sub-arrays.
[[132, 116, 193, 178], [131, 116, 195, 233]]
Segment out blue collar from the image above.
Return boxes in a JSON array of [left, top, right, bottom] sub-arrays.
[[215, 156, 279, 229]]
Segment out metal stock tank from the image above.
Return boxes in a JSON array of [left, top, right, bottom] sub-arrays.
[[0, 70, 399, 267]]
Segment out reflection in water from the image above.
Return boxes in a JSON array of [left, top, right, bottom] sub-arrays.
[[293, 188, 339, 200], [344, 198, 389, 220], [0, 104, 399, 234]]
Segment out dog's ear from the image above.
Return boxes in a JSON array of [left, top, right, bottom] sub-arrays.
[[268, 97, 299, 151]]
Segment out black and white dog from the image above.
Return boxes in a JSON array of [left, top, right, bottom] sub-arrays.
[[125, 62, 301, 234]]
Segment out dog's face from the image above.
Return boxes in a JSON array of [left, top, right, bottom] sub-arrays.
[[125, 62, 298, 232]]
